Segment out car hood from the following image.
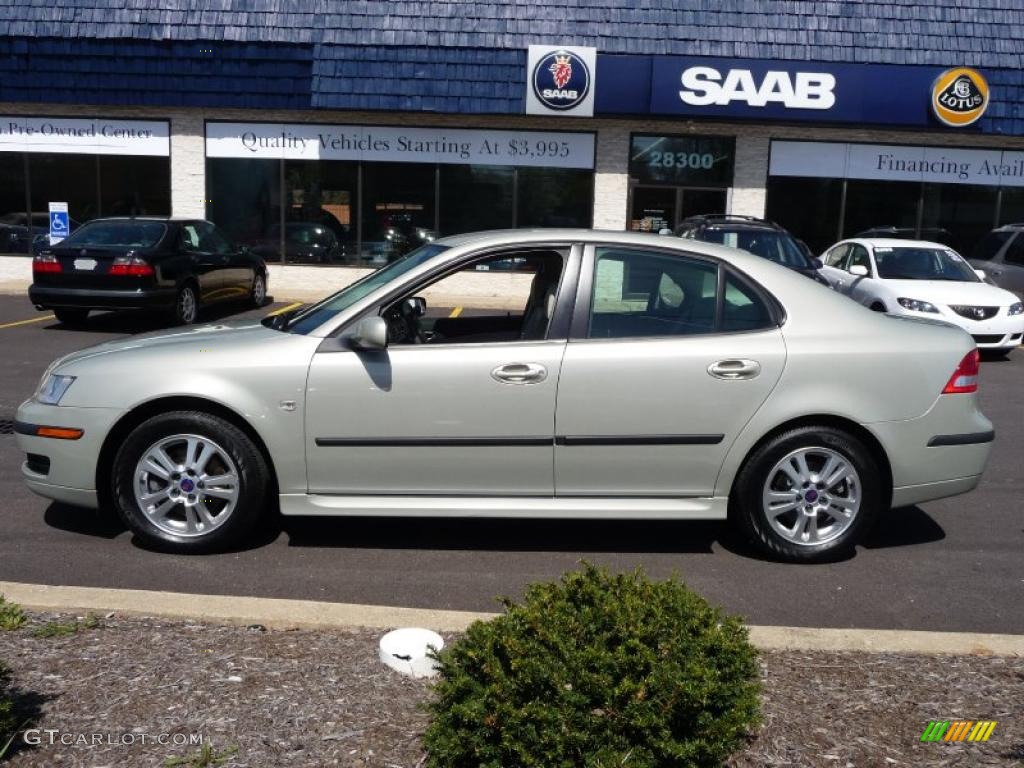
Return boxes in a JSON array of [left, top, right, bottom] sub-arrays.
[[51, 318, 276, 371], [879, 279, 1019, 306]]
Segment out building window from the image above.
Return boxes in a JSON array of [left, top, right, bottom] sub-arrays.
[[206, 157, 281, 255], [517, 167, 593, 228], [629, 135, 734, 186], [439, 165, 514, 236], [361, 162, 437, 263], [766, 140, 1019, 256]]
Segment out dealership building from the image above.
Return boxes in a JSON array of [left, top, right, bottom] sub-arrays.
[[2, 1, 1024, 261]]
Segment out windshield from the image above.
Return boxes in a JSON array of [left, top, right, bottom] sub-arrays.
[[874, 246, 978, 282], [59, 220, 166, 248], [700, 228, 812, 268], [285, 243, 449, 334]]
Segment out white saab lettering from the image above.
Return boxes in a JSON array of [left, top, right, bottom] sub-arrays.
[[679, 67, 836, 110]]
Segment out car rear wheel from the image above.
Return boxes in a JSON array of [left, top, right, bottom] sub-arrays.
[[730, 426, 881, 562], [172, 283, 198, 325], [111, 411, 268, 553], [249, 271, 267, 308], [53, 308, 89, 325]]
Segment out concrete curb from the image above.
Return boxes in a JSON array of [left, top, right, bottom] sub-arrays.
[[2, 581, 1021, 656]]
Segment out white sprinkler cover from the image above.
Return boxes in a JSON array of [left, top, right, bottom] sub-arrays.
[[379, 627, 444, 678]]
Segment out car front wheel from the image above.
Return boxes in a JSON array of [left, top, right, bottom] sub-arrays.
[[111, 411, 268, 553], [730, 426, 882, 562]]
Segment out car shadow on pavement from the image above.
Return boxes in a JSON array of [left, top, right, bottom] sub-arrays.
[[861, 505, 946, 549], [281, 516, 726, 555], [44, 503, 127, 539]]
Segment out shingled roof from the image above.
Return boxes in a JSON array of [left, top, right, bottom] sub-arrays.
[[2, 1, 1023, 131]]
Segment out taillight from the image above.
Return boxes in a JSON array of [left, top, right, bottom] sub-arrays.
[[109, 255, 154, 277], [32, 253, 61, 273], [942, 349, 980, 394]]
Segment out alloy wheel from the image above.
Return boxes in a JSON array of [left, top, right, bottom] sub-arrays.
[[761, 446, 861, 546], [132, 433, 240, 538], [178, 286, 197, 323]]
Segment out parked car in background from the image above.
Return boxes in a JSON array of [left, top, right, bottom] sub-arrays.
[[820, 238, 1023, 355], [252, 222, 343, 264], [29, 217, 267, 325], [673, 215, 831, 286], [0, 212, 80, 254], [17, 230, 994, 562], [855, 226, 953, 246], [969, 224, 1024, 298]]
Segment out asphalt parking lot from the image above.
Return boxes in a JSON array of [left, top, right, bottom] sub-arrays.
[[0, 293, 1021, 635]]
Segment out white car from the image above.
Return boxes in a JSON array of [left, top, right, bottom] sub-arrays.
[[820, 238, 1024, 354]]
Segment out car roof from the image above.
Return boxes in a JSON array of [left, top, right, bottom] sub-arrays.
[[433, 228, 774, 270], [842, 238, 952, 250]]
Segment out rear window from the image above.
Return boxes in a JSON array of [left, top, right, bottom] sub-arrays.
[[60, 220, 166, 248], [700, 228, 812, 269], [970, 231, 1014, 262]]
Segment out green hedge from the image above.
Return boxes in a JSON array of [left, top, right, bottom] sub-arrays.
[[424, 564, 761, 768]]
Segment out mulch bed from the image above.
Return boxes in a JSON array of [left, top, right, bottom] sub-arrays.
[[0, 613, 1021, 767]]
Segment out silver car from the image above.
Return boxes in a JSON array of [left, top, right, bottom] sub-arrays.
[[15, 230, 994, 561]]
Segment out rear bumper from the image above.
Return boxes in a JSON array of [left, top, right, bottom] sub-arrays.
[[29, 284, 176, 311]]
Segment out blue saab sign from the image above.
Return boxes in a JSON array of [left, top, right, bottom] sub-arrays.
[[596, 56, 979, 129]]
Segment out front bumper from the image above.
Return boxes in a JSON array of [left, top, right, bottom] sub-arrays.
[[29, 284, 177, 311], [14, 398, 125, 509]]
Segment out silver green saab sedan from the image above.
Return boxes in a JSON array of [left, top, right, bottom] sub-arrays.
[[16, 230, 994, 561]]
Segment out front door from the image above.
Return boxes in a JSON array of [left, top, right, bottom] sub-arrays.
[[554, 244, 786, 497], [304, 246, 576, 495]]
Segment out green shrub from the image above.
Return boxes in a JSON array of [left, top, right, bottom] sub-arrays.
[[0, 662, 17, 760], [0, 597, 25, 632], [424, 564, 761, 768]]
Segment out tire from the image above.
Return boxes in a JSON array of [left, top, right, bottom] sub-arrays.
[[53, 308, 89, 325], [111, 411, 269, 553], [171, 282, 199, 325], [730, 426, 882, 562], [249, 270, 267, 308]]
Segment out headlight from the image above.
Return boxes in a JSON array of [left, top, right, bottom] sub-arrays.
[[897, 297, 939, 313], [35, 374, 76, 405], [1009, 302, 1023, 316]]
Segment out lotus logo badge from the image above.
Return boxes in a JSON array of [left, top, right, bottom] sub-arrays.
[[932, 67, 989, 127]]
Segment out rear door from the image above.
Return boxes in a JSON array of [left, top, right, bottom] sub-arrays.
[[179, 222, 223, 302], [201, 222, 251, 298], [554, 244, 786, 497]]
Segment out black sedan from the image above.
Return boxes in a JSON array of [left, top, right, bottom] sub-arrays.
[[29, 217, 268, 325]]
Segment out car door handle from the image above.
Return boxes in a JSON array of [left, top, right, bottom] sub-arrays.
[[708, 359, 761, 380], [491, 363, 547, 385]]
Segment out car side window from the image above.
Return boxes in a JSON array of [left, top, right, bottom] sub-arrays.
[[383, 248, 567, 346], [824, 244, 849, 267], [588, 247, 719, 339], [1004, 234, 1024, 266], [179, 224, 201, 252], [197, 222, 232, 255], [721, 275, 774, 332], [847, 245, 872, 275]]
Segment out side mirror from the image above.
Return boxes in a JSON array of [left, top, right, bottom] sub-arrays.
[[811, 257, 824, 270], [351, 316, 388, 350], [849, 264, 869, 277], [403, 296, 426, 317], [974, 268, 987, 280]]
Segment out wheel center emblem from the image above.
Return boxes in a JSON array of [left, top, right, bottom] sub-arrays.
[[804, 489, 819, 503], [179, 478, 195, 493]]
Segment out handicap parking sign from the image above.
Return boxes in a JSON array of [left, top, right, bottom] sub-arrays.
[[48, 202, 69, 245]]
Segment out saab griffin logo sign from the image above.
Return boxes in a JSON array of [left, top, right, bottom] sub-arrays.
[[920, 720, 997, 743], [526, 45, 596, 117], [932, 67, 989, 127]]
